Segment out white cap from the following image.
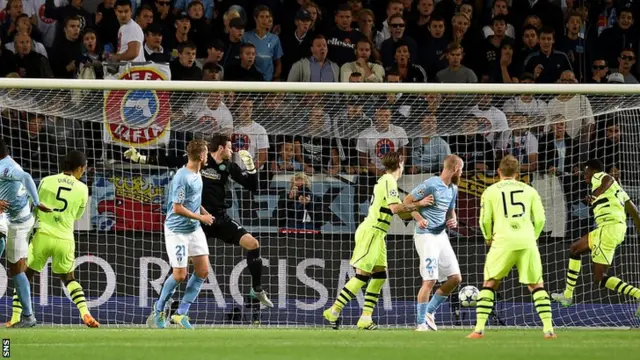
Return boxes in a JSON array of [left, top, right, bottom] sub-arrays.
[[607, 72, 625, 83]]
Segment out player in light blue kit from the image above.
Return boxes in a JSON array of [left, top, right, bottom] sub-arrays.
[[149, 140, 215, 330], [403, 155, 463, 331], [0, 138, 51, 328]]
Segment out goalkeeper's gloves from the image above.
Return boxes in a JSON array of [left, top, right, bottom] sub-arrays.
[[124, 147, 147, 164], [238, 150, 256, 174]]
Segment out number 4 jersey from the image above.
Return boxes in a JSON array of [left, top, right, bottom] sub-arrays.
[[36, 173, 89, 240], [479, 179, 545, 250]]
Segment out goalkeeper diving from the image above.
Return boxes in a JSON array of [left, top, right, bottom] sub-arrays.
[[468, 155, 555, 339], [552, 159, 640, 316], [323, 151, 434, 329]]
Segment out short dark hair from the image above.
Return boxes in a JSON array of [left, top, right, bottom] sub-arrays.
[[187, 140, 208, 161], [585, 159, 604, 173], [350, 72, 362, 78], [115, 0, 132, 9], [312, 34, 326, 44], [187, 1, 203, 10], [63, 15, 81, 27], [619, 8, 634, 18], [381, 151, 403, 172], [178, 41, 197, 53], [336, 3, 351, 14], [209, 134, 229, 152], [202, 62, 222, 74], [0, 138, 8, 158], [428, 14, 445, 24], [540, 26, 555, 37], [492, 14, 507, 24], [62, 151, 87, 172], [522, 24, 538, 33], [385, 68, 400, 78], [240, 43, 256, 52], [253, 4, 272, 19], [135, 4, 154, 17]]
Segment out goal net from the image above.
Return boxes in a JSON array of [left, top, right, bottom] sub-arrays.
[[0, 77, 639, 329]]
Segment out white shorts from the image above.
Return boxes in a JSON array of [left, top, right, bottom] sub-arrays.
[[0, 213, 7, 236], [414, 231, 461, 282], [6, 216, 35, 264], [164, 226, 209, 268]]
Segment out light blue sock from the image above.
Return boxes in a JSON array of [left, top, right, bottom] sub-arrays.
[[416, 302, 428, 324], [426, 294, 447, 314], [0, 237, 5, 258], [155, 276, 179, 312], [177, 274, 205, 316], [13, 272, 32, 317]]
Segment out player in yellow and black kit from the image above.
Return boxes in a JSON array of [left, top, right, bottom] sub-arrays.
[[552, 159, 640, 317]]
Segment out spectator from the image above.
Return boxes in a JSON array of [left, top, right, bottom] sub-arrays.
[[418, 15, 447, 81], [469, 93, 509, 152], [348, 71, 363, 82], [44, 0, 93, 42], [596, 8, 638, 72], [435, 42, 477, 83], [408, 114, 451, 174], [304, 1, 323, 35], [357, 8, 383, 49], [449, 115, 494, 173], [78, 28, 104, 78], [232, 97, 269, 171], [480, 15, 513, 82], [95, 0, 119, 51], [199, 39, 224, 71], [538, 118, 579, 179], [242, 5, 283, 81], [589, 58, 609, 83], [4, 14, 47, 58], [330, 95, 372, 173], [1, 0, 25, 45], [451, 12, 481, 76], [515, 25, 539, 71], [482, 0, 515, 38], [557, 11, 587, 81], [407, 0, 434, 43], [6, 14, 44, 50], [187, 1, 208, 57], [173, 0, 213, 21], [170, 41, 202, 80], [12, 32, 53, 78], [295, 104, 340, 175], [281, 8, 313, 80], [135, 4, 153, 30], [503, 113, 538, 173], [288, 34, 339, 82], [271, 136, 303, 173], [0, 37, 14, 76], [594, 120, 622, 179], [202, 62, 222, 81], [44, 92, 85, 157], [348, 0, 363, 28], [607, 72, 624, 84], [51, 16, 82, 78], [152, 0, 175, 33], [275, 172, 322, 230], [385, 40, 426, 82], [340, 38, 384, 82], [511, 0, 564, 38], [325, 3, 363, 66], [380, 13, 417, 68], [164, 13, 191, 61], [111, 0, 145, 62], [178, 90, 232, 135], [615, 48, 639, 84], [502, 73, 549, 119], [524, 27, 572, 83], [378, 0, 404, 48], [224, 43, 264, 81], [13, 113, 57, 179], [143, 23, 168, 62], [221, 17, 244, 68]]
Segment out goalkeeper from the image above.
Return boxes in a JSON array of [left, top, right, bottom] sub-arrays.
[[552, 159, 640, 316], [468, 155, 555, 339]]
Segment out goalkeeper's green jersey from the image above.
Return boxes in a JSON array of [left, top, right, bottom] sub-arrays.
[[361, 174, 401, 233], [479, 179, 545, 250], [36, 173, 88, 240], [590, 171, 629, 227]]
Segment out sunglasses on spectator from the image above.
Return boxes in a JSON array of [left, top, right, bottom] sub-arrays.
[[620, 55, 635, 61], [156, 1, 170, 5], [390, 23, 405, 28], [592, 65, 607, 70]]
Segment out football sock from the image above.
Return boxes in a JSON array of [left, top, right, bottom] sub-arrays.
[[66, 281, 90, 318], [603, 276, 640, 299], [10, 289, 21, 323], [416, 302, 428, 325], [474, 287, 495, 333], [362, 272, 386, 317], [177, 274, 205, 315], [247, 248, 263, 292], [332, 274, 369, 313], [12, 272, 33, 317], [156, 275, 179, 312], [563, 256, 581, 299], [532, 288, 553, 333], [425, 294, 447, 314]]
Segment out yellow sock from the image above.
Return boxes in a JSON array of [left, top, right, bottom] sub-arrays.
[[333, 275, 368, 312], [604, 276, 640, 299], [66, 281, 90, 317], [10, 290, 21, 323], [474, 288, 495, 333], [564, 257, 581, 299], [532, 289, 554, 333], [362, 274, 386, 317]]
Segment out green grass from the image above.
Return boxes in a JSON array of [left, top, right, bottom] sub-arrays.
[[3, 328, 640, 360]]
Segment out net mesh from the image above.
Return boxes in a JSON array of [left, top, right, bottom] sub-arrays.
[[0, 81, 639, 328]]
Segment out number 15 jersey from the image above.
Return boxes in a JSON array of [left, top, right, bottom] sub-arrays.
[[36, 173, 89, 240], [479, 179, 545, 250]]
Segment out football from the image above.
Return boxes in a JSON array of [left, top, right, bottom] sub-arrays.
[[459, 285, 479, 307]]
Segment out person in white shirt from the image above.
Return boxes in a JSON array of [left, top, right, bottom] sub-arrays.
[[469, 94, 509, 152], [340, 38, 385, 82], [502, 73, 549, 130], [231, 97, 269, 170], [503, 113, 538, 174], [112, 0, 145, 62], [180, 92, 233, 136]]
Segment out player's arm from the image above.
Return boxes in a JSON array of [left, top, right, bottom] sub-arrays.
[[531, 190, 546, 239], [200, 206, 211, 216], [12, 167, 48, 210], [446, 187, 458, 228], [75, 186, 89, 220], [479, 190, 493, 245], [402, 183, 434, 217], [111, 41, 142, 62], [229, 157, 258, 192], [171, 179, 205, 222], [591, 173, 614, 198], [624, 200, 640, 232]]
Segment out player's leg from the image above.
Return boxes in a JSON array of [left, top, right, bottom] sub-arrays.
[[414, 233, 437, 330], [551, 232, 591, 306], [518, 247, 555, 338], [152, 229, 189, 328], [171, 227, 210, 329], [6, 218, 36, 328], [357, 265, 386, 330]]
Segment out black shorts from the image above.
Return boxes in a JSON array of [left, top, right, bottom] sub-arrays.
[[202, 215, 248, 246]]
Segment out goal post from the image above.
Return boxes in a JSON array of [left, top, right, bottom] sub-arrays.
[[0, 78, 639, 328]]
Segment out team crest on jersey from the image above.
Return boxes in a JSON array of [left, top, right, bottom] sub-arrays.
[[375, 138, 395, 158], [38, 5, 55, 24], [231, 133, 250, 152], [199, 115, 219, 129], [103, 68, 170, 147]]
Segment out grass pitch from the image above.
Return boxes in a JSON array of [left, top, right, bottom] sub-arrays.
[[3, 328, 640, 360]]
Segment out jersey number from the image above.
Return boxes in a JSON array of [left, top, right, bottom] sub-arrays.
[[501, 190, 525, 218], [54, 187, 72, 212]]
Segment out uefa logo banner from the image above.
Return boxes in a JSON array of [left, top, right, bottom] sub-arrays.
[[103, 63, 172, 149]]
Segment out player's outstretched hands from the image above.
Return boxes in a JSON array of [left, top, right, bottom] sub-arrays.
[[200, 214, 215, 226], [418, 194, 434, 207], [239, 150, 256, 174], [446, 217, 457, 229], [38, 204, 53, 213], [124, 147, 147, 164], [0, 199, 8, 213]]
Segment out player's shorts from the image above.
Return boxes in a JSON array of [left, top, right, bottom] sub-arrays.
[[164, 226, 209, 268], [27, 231, 75, 274], [484, 246, 543, 285], [350, 225, 387, 273], [589, 223, 626, 265], [202, 214, 248, 246], [5, 216, 35, 264], [414, 231, 461, 282], [0, 212, 7, 237]]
